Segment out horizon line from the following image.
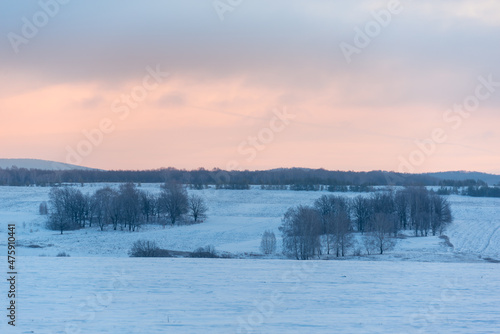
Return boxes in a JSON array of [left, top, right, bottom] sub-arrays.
[[1, 158, 499, 176]]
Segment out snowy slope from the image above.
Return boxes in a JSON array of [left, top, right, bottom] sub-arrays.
[[445, 195, 500, 259], [0, 158, 95, 170], [0, 185, 323, 257], [0, 185, 498, 262]]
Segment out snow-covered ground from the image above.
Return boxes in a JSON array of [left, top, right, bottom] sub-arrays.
[[3, 257, 499, 334], [445, 195, 500, 259], [0, 184, 498, 261], [0, 185, 499, 333]]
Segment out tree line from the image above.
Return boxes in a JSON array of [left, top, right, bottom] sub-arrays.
[[3, 166, 498, 197], [463, 186, 500, 198], [1, 167, 440, 187], [279, 187, 453, 260], [436, 184, 500, 198], [45, 182, 208, 234]]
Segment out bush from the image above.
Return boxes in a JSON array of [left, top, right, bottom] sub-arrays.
[[260, 230, 277, 255], [155, 249, 172, 257], [129, 240, 160, 257], [56, 252, 70, 257], [353, 248, 362, 256], [362, 235, 377, 255], [39, 201, 48, 215], [190, 245, 218, 258]]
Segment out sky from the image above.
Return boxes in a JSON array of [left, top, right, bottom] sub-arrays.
[[0, 0, 499, 173]]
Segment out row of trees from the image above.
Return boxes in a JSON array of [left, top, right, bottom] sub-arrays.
[[1, 166, 442, 187], [351, 188, 453, 237], [438, 179, 488, 187], [4, 166, 497, 197], [46, 182, 208, 234], [280, 187, 453, 259], [436, 185, 500, 198], [463, 186, 500, 198]]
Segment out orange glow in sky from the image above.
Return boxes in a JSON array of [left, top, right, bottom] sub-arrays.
[[1, 1, 499, 173]]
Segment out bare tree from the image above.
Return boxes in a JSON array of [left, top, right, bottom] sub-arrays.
[[329, 208, 354, 257], [314, 195, 351, 255], [47, 187, 83, 234], [407, 187, 432, 236], [430, 194, 452, 236], [279, 206, 322, 260], [314, 195, 333, 234], [139, 190, 153, 223], [110, 193, 122, 231], [118, 183, 142, 231], [395, 190, 409, 230], [352, 196, 372, 233], [367, 213, 397, 255], [362, 233, 378, 255], [260, 230, 277, 254], [91, 187, 117, 231], [369, 192, 400, 237], [159, 182, 188, 225], [315, 195, 334, 253], [188, 194, 208, 223], [72, 189, 88, 229]]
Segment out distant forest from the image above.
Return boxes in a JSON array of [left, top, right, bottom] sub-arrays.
[[0, 167, 498, 195], [0, 167, 434, 186]]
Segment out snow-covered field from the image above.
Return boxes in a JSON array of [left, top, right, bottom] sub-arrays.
[[0, 184, 498, 261], [445, 195, 500, 259], [0, 185, 499, 333], [4, 257, 500, 333]]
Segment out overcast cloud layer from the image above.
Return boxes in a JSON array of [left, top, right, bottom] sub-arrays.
[[1, 0, 499, 173]]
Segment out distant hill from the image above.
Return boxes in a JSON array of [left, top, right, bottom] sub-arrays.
[[0, 159, 96, 171], [426, 171, 500, 186], [0, 161, 498, 186]]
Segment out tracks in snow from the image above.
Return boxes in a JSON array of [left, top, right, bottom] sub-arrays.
[[481, 224, 500, 253]]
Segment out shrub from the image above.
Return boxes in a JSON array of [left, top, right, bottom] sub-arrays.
[[260, 230, 277, 255], [190, 245, 218, 258], [129, 240, 160, 257], [353, 248, 362, 256], [39, 201, 48, 215]]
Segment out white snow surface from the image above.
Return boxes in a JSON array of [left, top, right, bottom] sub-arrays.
[[445, 195, 500, 258], [0, 185, 499, 333], [0, 184, 498, 261], [2, 257, 499, 333]]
